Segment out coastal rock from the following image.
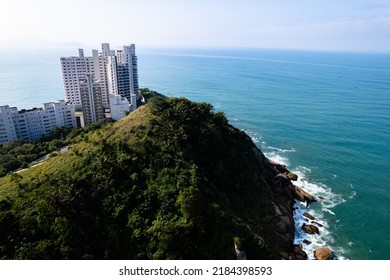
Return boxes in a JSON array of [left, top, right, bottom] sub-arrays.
[[270, 202, 294, 251], [303, 212, 315, 220], [270, 161, 289, 173], [302, 223, 319, 235], [293, 245, 308, 259], [304, 192, 317, 203], [275, 214, 294, 235], [275, 221, 289, 234], [291, 185, 305, 202], [253, 151, 296, 255], [275, 173, 288, 180], [291, 185, 317, 203], [303, 239, 312, 245], [314, 247, 333, 260], [313, 221, 324, 227], [283, 172, 298, 181]]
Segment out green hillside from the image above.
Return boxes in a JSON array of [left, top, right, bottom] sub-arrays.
[[0, 96, 293, 259]]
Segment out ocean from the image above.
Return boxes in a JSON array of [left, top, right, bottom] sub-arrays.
[[1, 47, 389, 260]]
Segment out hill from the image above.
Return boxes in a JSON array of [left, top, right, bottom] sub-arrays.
[[0, 96, 294, 259]]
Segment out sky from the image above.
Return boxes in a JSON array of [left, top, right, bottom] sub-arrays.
[[1, 0, 390, 52]]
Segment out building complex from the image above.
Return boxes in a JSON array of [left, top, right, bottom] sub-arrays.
[[0, 100, 76, 144], [0, 42, 140, 144], [60, 43, 139, 124]]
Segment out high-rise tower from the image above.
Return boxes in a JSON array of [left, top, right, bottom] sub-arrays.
[[79, 75, 104, 126], [60, 43, 139, 112]]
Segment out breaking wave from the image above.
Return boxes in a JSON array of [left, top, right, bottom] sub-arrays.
[[245, 129, 348, 259]]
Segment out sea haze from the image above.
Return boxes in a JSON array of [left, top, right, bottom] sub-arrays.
[[1, 47, 389, 259]]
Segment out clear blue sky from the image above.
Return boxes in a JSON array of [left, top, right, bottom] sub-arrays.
[[1, 0, 390, 52]]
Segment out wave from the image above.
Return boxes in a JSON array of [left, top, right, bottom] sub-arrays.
[[264, 151, 290, 167], [348, 191, 357, 200], [267, 146, 296, 153], [263, 147, 347, 259], [245, 129, 263, 146], [213, 102, 223, 109], [245, 128, 349, 259], [292, 169, 347, 259]]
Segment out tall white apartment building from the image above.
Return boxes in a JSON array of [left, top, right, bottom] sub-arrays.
[[98, 43, 112, 108], [61, 49, 91, 107], [0, 100, 76, 144], [60, 43, 138, 112], [107, 55, 119, 98], [79, 75, 105, 126], [104, 44, 138, 107], [123, 44, 139, 100]]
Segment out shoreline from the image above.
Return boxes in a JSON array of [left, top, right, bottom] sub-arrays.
[[254, 146, 334, 260]]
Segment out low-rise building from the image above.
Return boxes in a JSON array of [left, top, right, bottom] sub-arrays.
[[0, 100, 76, 144], [0, 105, 18, 144], [109, 94, 130, 121]]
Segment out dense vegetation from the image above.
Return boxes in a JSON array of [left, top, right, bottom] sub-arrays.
[[0, 119, 114, 177], [0, 96, 281, 259], [0, 87, 162, 176], [138, 88, 166, 105]]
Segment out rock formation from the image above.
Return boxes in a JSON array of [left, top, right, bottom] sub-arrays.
[[291, 185, 317, 203], [303, 212, 315, 220], [302, 223, 320, 235], [314, 247, 333, 260], [256, 138, 338, 260], [253, 148, 295, 254]]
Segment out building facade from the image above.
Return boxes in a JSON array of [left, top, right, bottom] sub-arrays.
[[0, 100, 76, 144], [109, 94, 130, 121], [120, 44, 139, 101], [0, 105, 18, 144], [79, 75, 105, 126], [60, 49, 104, 108], [60, 43, 138, 112]]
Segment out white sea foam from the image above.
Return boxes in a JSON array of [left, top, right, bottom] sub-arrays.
[[265, 145, 346, 259], [264, 144, 296, 166], [245, 129, 263, 144], [214, 102, 223, 109], [267, 146, 297, 153], [249, 135, 262, 144], [296, 165, 312, 174], [323, 209, 336, 216], [348, 191, 357, 199], [264, 152, 290, 166], [243, 129, 347, 259], [292, 168, 347, 259]]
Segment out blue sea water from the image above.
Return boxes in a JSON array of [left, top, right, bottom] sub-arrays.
[[1, 47, 389, 259]]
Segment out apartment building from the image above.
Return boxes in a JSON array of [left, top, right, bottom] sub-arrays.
[[0, 100, 76, 144], [60, 43, 138, 112], [79, 75, 104, 126]]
